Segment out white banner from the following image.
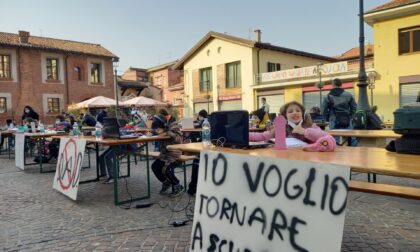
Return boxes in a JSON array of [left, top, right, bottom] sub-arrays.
[[53, 138, 86, 201], [15, 134, 25, 170], [260, 61, 348, 82], [190, 150, 350, 252]]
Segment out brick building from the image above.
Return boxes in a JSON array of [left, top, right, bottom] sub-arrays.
[[0, 30, 118, 124], [147, 61, 184, 118]]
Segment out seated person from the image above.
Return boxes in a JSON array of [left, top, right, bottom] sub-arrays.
[[309, 106, 324, 123], [133, 113, 146, 128], [249, 101, 336, 152], [151, 109, 184, 196], [54, 115, 72, 132], [251, 108, 269, 129], [0, 119, 15, 150], [81, 113, 97, 127]]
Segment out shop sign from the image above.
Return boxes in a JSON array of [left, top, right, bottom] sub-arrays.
[[218, 94, 242, 101]]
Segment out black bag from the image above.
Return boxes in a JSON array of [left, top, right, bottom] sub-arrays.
[[353, 110, 367, 129], [334, 111, 351, 128], [367, 112, 383, 130]]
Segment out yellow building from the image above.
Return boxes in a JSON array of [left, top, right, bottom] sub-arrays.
[[365, 0, 420, 122], [173, 31, 334, 117]]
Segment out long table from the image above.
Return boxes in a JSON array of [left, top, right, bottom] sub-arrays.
[[168, 142, 420, 180], [326, 129, 401, 147]]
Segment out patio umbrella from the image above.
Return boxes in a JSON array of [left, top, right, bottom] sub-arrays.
[[121, 96, 167, 107], [71, 96, 117, 108]]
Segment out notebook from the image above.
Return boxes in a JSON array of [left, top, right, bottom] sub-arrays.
[[102, 117, 139, 139], [181, 118, 195, 129], [210, 110, 271, 149]]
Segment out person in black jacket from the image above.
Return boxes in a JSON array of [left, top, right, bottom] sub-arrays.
[[96, 109, 108, 124], [22, 106, 39, 122]]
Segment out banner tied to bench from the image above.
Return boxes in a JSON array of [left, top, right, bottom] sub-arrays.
[[190, 150, 350, 252]]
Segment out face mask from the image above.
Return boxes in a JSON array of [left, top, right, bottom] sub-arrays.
[[198, 116, 204, 121], [287, 120, 302, 129], [25, 109, 30, 113], [56, 120, 61, 124]]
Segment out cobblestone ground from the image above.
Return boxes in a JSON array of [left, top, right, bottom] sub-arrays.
[[0, 150, 419, 251]]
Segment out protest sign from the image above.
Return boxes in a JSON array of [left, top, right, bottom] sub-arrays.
[[53, 137, 86, 200], [190, 150, 350, 252]]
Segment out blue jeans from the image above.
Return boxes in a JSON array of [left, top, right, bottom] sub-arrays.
[[329, 119, 358, 146]]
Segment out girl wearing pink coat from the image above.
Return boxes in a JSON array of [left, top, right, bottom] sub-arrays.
[[249, 101, 335, 152]]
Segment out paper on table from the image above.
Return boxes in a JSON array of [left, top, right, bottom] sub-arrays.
[[270, 137, 307, 147]]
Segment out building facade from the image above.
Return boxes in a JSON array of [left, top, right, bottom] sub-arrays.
[[119, 67, 162, 102], [255, 45, 374, 115], [365, 0, 420, 121], [0, 30, 118, 124], [174, 31, 334, 117], [147, 61, 184, 118]]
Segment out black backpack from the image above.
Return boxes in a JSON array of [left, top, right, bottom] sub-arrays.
[[328, 95, 351, 128], [353, 110, 367, 129]]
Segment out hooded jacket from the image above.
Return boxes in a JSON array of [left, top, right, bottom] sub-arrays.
[[322, 87, 357, 121]]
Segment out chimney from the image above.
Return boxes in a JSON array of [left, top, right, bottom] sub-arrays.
[[18, 30, 30, 44], [254, 29, 261, 43]]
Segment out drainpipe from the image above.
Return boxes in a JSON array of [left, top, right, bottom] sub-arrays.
[[15, 47, 22, 122], [64, 55, 70, 110]]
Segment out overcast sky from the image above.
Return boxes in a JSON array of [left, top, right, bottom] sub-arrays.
[[1, 0, 388, 73]]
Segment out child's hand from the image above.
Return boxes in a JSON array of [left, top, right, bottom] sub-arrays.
[[292, 124, 305, 135]]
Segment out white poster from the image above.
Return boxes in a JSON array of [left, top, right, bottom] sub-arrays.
[[15, 133, 25, 170], [190, 150, 350, 252], [53, 137, 86, 201]]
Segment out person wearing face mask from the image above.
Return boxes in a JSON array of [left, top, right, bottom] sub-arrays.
[[249, 101, 336, 152], [194, 109, 208, 128], [21, 106, 39, 122]]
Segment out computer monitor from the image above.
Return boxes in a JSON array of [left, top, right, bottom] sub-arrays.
[[210, 110, 249, 147]]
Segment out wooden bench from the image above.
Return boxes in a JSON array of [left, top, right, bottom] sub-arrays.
[[140, 151, 196, 190], [349, 180, 420, 200]]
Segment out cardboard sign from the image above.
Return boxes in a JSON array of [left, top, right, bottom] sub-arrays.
[[190, 150, 350, 252], [53, 137, 86, 200], [15, 134, 25, 170]]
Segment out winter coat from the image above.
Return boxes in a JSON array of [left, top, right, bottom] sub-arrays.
[[249, 123, 329, 144], [322, 88, 357, 122]]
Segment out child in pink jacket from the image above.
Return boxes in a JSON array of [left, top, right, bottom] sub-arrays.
[[249, 101, 335, 152]]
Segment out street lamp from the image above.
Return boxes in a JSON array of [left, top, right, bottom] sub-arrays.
[[113, 60, 119, 118], [357, 0, 370, 111], [367, 72, 376, 106], [316, 63, 325, 113]]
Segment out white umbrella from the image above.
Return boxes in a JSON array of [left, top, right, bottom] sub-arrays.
[[71, 96, 117, 108], [121, 96, 167, 107]]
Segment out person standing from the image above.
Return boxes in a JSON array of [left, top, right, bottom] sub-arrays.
[[322, 78, 357, 145], [260, 97, 270, 113]]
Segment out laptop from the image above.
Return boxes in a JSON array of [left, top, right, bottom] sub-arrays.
[[102, 117, 138, 139], [181, 117, 195, 129], [210, 110, 271, 149]]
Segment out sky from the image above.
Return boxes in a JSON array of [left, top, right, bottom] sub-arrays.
[[1, 0, 388, 74]]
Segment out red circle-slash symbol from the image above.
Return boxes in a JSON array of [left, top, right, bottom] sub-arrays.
[[57, 138, 81, 190]]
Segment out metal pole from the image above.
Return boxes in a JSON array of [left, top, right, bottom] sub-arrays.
[[114, 68, 119, 119], [357, 0, 370, 111], [207, 80, 210, 112], [370, 87, 374, 106]]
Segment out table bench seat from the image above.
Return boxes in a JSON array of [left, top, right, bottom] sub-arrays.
[[140, 151, 196, 162], [349, 180, 420, 200]]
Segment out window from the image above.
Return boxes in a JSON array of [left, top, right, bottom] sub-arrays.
[[90, 63, 101, 83], [226, 61, 241, 88], [46, 58, 59, 80], [47, 98, 60, 113], [74, 66, 82, 81], [0, 97, 6, 113], [199, 67, 212, 92], [0, 55, 11, 78], [399, 26, 420, 54], [267, 62, 281, 72]]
